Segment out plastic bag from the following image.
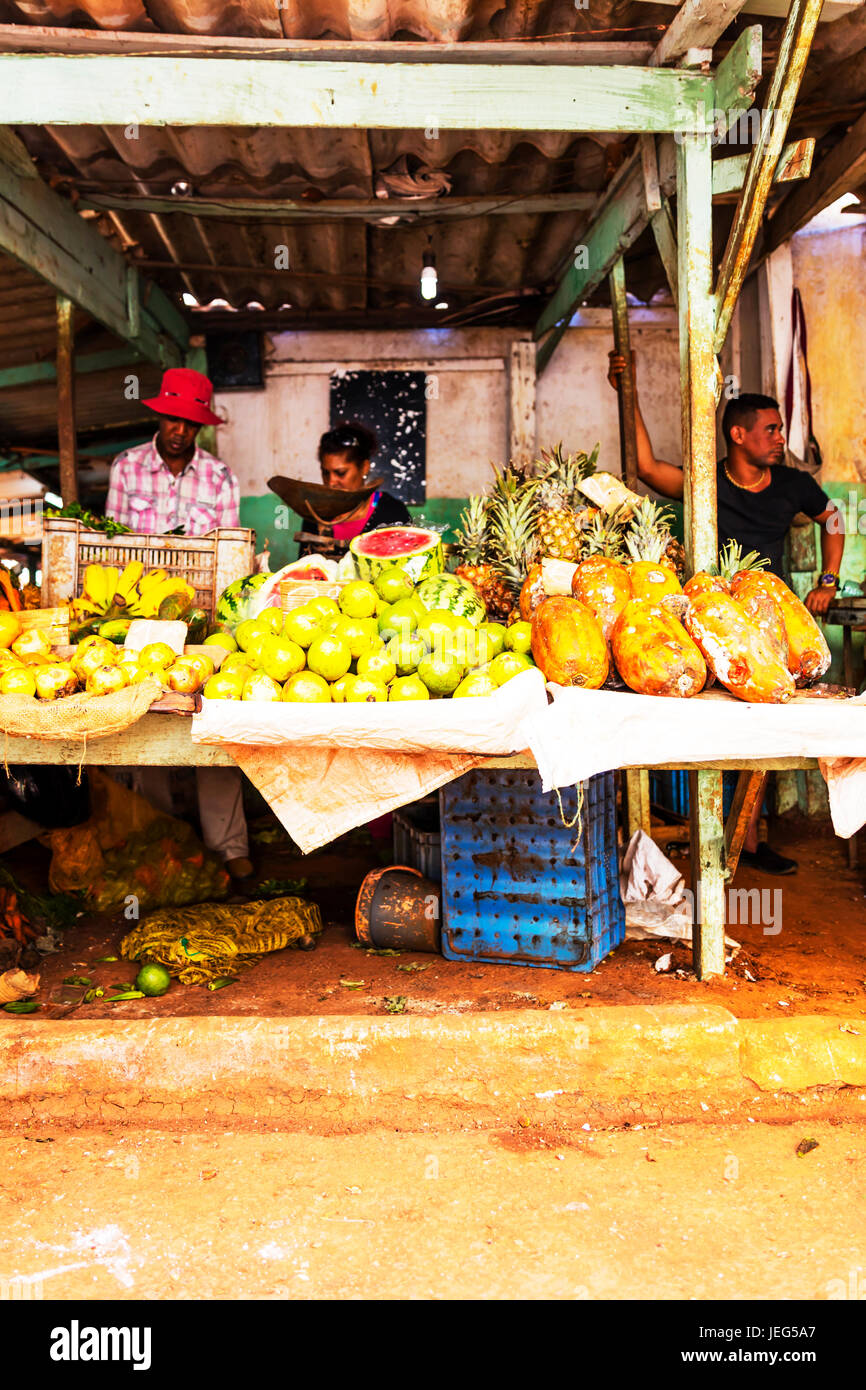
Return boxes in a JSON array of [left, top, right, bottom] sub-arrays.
[[47, 769, 228, 912], [3, 766, 91, 828]]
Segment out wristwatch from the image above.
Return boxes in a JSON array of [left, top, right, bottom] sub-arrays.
[[819, 571, 839, 588]]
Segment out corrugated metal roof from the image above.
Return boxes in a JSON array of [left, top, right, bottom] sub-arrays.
[[0, 1, 665, 42], [12, 122, 618, 316], [0, 0, 865, 444]]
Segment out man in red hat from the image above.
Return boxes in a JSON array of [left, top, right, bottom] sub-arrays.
[[106, 367, 253, 889]]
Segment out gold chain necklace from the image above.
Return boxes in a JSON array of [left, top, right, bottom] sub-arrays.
[[723, 462, 770, 493]]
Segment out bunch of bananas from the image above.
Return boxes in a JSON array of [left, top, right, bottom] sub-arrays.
[[70, 562, 198, 639]]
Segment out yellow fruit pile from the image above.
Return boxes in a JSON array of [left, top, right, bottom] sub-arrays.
[[204, 576, 537, 704], [69, 635, 214, 697], [0, 616, 213, 702]]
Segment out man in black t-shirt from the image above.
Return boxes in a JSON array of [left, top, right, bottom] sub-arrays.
[[608, 358, 844, 613], [607, 360, 847, 875]]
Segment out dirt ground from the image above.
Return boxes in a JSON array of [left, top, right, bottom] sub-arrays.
[[17, 812, 866, 1024], [0, 1121, 863, 1300]]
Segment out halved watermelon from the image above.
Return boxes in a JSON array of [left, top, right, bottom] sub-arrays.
[[350, 526, 443, 585], [216, 557, 340, 628]]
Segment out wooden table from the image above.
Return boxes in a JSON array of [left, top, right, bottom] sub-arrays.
[[0, 712, 821, 776]]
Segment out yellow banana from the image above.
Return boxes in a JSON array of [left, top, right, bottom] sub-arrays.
[[83, 564, 108, 608], [138, 569, 168, 594], [116, 560, 144, 600]]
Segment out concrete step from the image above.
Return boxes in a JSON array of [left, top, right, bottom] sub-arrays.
[[3, 1004, 866, 1131]]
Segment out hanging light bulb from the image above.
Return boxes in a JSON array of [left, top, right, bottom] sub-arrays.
[[420, 247, 438, 301]]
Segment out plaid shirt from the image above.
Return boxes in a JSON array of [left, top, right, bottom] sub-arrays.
[[105, 436, 240, 535]]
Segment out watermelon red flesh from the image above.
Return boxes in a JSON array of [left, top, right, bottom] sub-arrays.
[[351, 526, 443, 585], [356, 528, 434, 558]]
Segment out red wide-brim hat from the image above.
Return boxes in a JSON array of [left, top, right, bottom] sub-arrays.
[[143, 367, 222, 428]]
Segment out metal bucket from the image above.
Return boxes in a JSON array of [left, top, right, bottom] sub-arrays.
[[355, 865, 441, 954]]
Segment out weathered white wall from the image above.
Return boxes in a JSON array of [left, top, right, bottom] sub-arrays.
[[792, 221, 866, 484], [215, 310, 681, 499]]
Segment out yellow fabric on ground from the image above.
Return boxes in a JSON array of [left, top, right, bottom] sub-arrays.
[[121, 896, 323, 984]]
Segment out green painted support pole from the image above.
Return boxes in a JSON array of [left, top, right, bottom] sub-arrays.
[[677, 133, 717, 575], [184, 342, 217, 457], [688, 770, 727, 980], [534, 138, 816, 375], [713, 0, 825, 354], [0, 347, 142, 392], [0, 126, 188, 369], [678, 130, 726, 979]]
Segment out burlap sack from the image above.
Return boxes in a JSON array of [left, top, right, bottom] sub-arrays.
[[0, 676, 162, 742]]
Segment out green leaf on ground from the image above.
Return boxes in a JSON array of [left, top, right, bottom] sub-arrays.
[[339, 979, 366, 989], [383, 996, 407, 1014], [397, 962, 429, 973], [365, 948, 403, 957]]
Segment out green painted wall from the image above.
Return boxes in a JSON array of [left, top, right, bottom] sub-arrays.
[[239, 494, 467, 572]]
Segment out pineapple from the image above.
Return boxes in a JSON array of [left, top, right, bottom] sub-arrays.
[[454, 494, 512, 622], [581, 504, 629, 560], [624, 498, 683, 601], [488, 481, 540, 620], [534, 443, 596, 562]]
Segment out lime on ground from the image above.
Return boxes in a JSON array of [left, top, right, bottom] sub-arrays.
[[135, 963, 172, 997]]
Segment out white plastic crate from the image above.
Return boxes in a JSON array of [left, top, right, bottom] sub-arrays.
[[41, 518, 255, 619]]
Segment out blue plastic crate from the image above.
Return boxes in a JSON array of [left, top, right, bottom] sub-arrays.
[[439, 769, 623, 972]]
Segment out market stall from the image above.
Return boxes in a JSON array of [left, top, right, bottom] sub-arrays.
[[0, 0, 862, 992]]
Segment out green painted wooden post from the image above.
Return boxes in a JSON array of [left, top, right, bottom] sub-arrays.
[[185, 343, 217, 457], [688, 770, 726, 979], [677, 130, 726, 980]]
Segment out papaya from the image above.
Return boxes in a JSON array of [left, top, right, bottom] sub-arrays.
[[97, 618, 133, 645], [519, 563, 547, 622], [683, 591, 795, 704], [611, 599, 706, 698], [729, 569, 829, 686], [571, 556, 632, 643], [530, 595, 608, 689], [158, 593, 195, 623], [728, 578, 789, 668], [683, 572, 729, 598], [627, 560, 682, 603]]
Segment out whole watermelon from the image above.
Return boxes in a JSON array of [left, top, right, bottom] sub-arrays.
[[415, 574, 487, 626], [215, 573, 269, 628]]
